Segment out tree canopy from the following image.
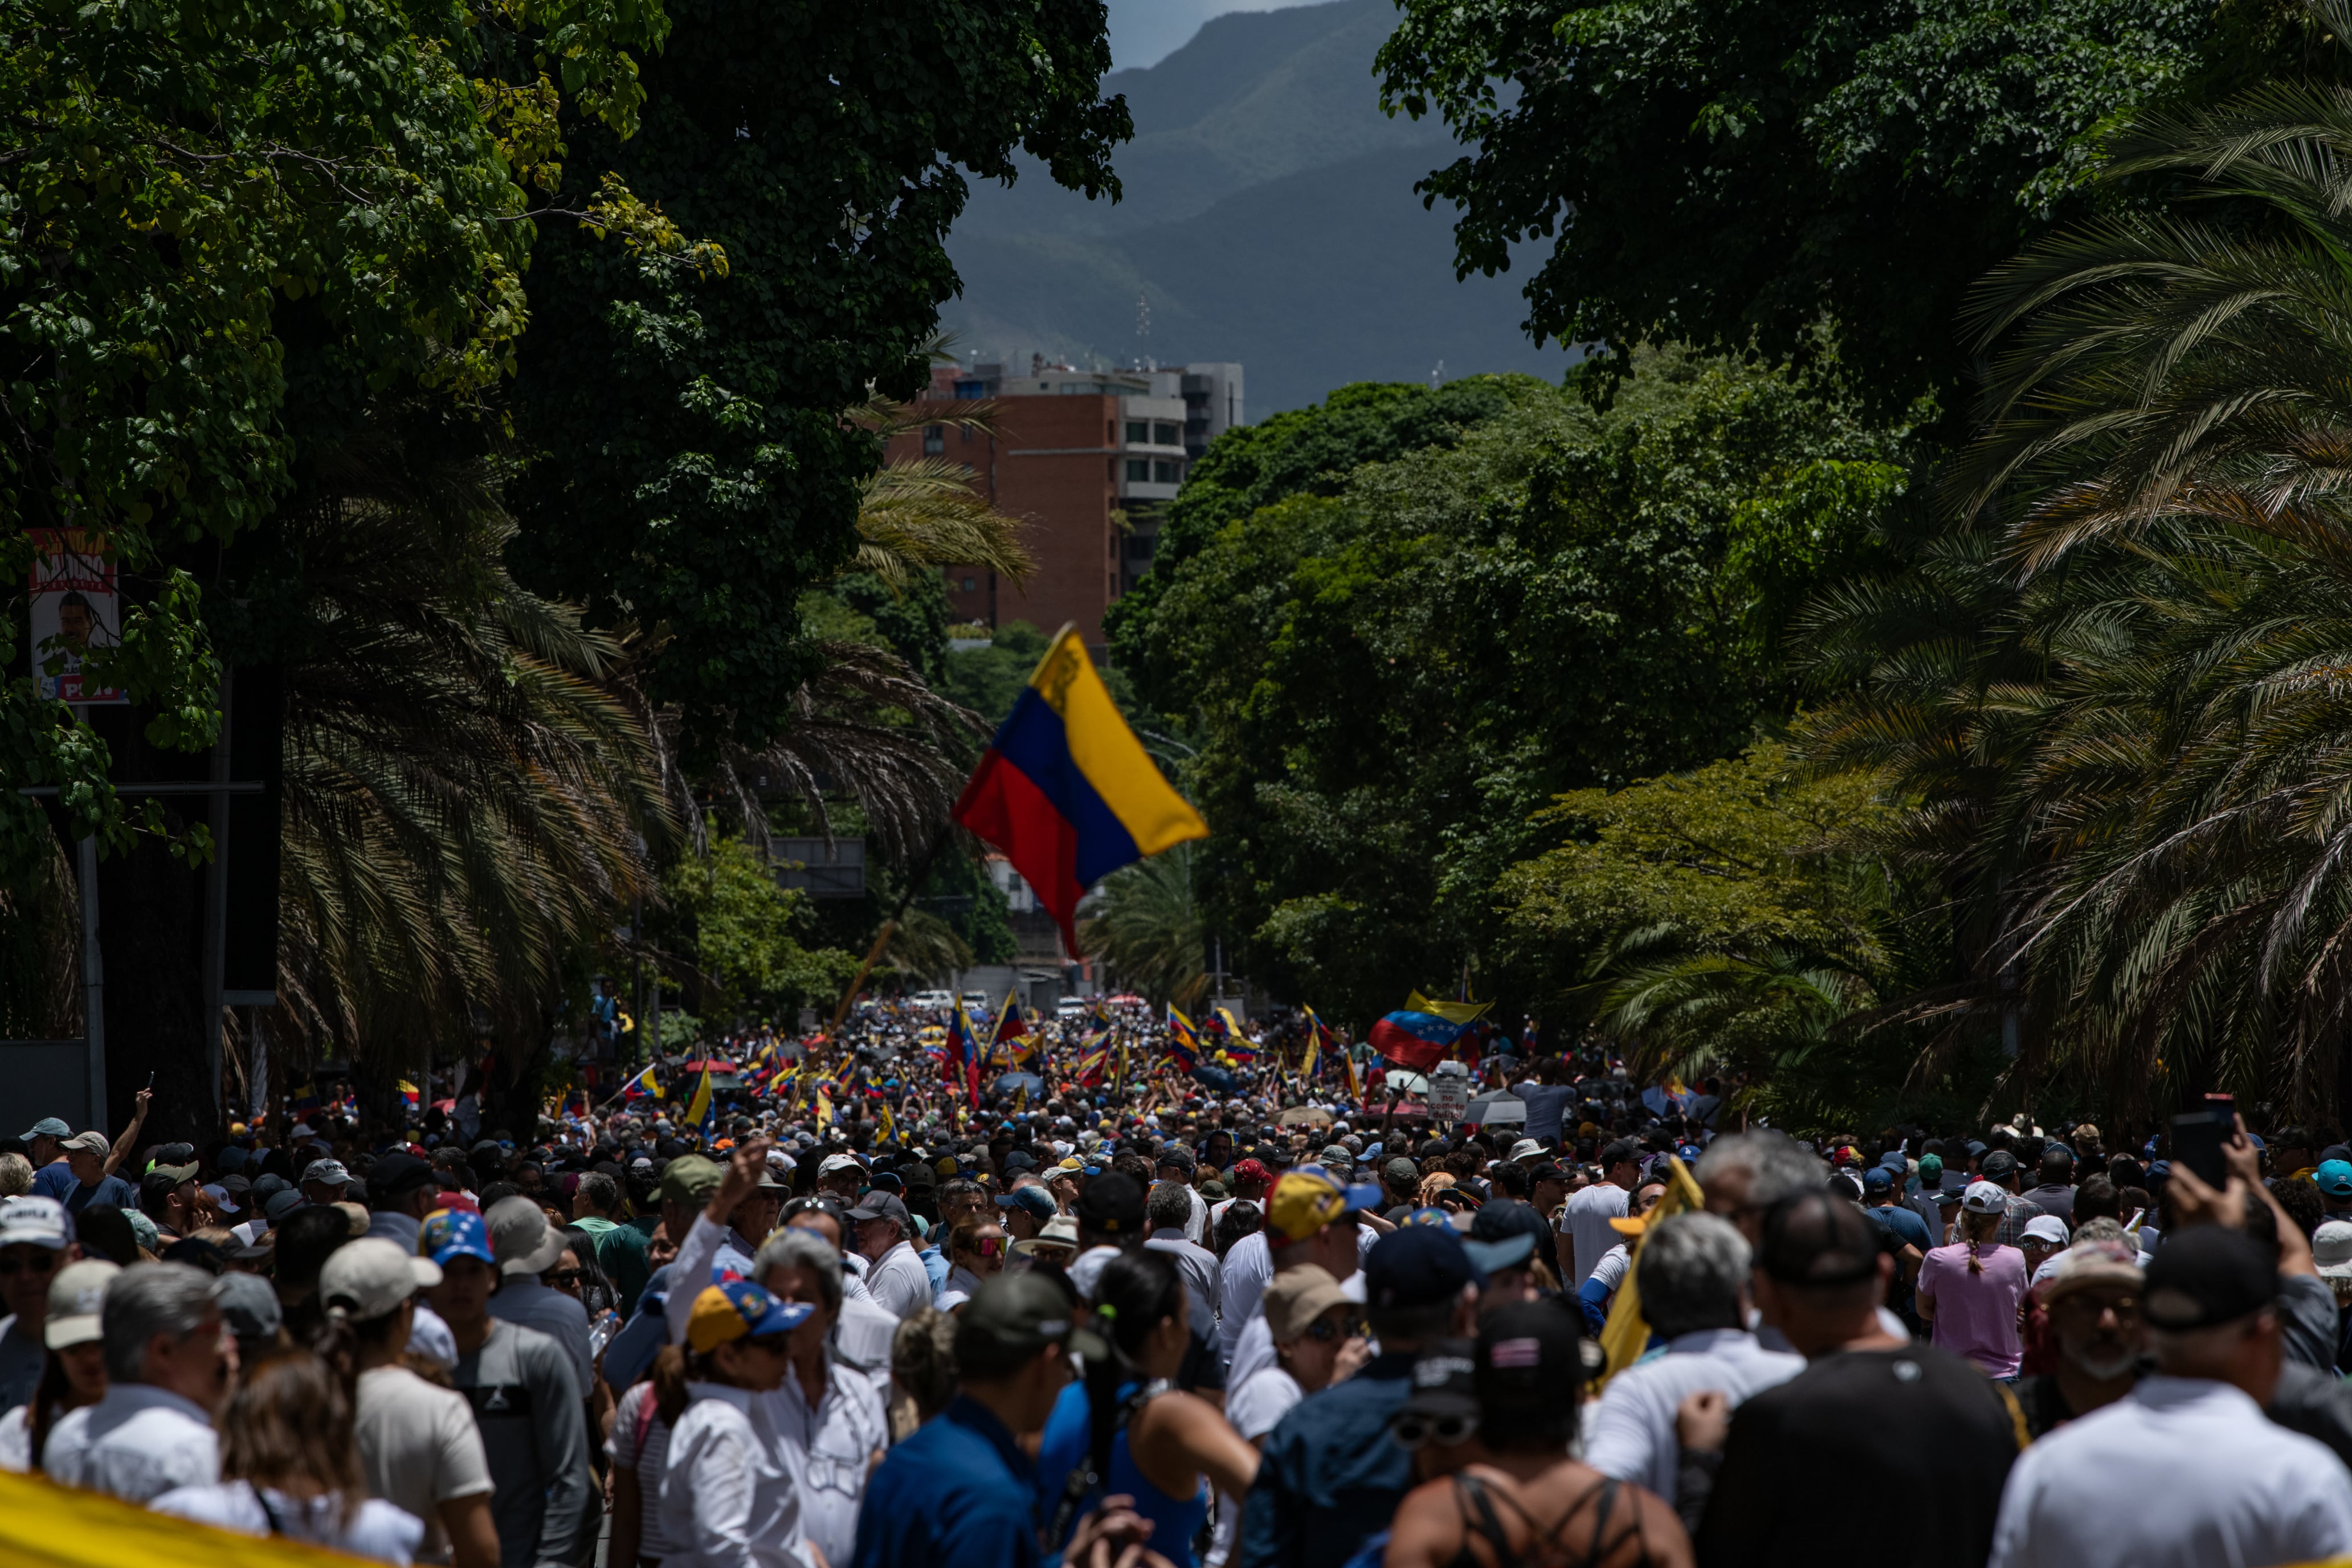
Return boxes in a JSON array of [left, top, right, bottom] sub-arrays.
[[1374, 0, 2218, 414], [1112, 348, 1916, 1028]]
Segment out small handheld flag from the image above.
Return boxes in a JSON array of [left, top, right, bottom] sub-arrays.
[[619, 1064, 662, 1102], [1165, 1006, 1199, 1072], [684, 1061, 714, 1137], [951, 626, 1208, 952]]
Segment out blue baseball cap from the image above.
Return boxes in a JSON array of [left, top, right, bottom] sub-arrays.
[[422, 1208, 497, 1268], [2317, 1159, 2352, 1199], [996, 1186, 1058, 1225], [1365, 1224, 1478, 1309], [1863, 1166, 1894, 1193]]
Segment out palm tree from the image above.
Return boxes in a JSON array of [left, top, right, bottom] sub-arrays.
[[268, 434, 675, 1092], [1803, 2, 2352, 1115]]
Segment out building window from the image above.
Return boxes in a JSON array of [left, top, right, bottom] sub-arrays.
[[1125, 420, 1148, 444], [1154, 459, 1182, 484], [1154, 422, 1180, 446], [922, 424, 945, 455], [953, 379, 985, 398], [1059, 382, 1079, 394], [962, 576, 976, 592], [1125, 459, 1149, 481]]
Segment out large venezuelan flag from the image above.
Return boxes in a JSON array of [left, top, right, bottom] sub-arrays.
[[953, 625, 1208, 949]]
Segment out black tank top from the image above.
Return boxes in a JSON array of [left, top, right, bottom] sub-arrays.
[[1444, 1470, 1658, 1568]]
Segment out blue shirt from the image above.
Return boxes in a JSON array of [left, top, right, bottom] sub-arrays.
[[29, 1161, 76, 1203], [1236, 1351, 1418, 1568], [920, 1244, 949, 1297], [60, 1174, 136, 1215], [854, 1395, 1042, 1568], [1036, 1381, 1209, 1568]]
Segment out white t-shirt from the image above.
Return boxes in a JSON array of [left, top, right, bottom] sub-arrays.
[[354, 1365, 493, 1564], [152, 1482, 426, 1566], [1562, 1182, 1630, 1285], [1991, 1376, 2352, 1568], [0, 1404, 28, 1473], [1582, 1329, 1804, 1501], [1206, 1366, 1305, 1568]]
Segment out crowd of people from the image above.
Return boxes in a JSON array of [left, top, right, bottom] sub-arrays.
[[5, 1020, 2352, 1568]]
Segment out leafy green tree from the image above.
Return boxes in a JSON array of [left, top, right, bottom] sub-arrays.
[[1118, 351, 1913, 1030], [1374, 0, 2217, 414], [1083, 843, 1208, 1009], [663, 836, 859, 1019], [504, 0, 1130, 763]]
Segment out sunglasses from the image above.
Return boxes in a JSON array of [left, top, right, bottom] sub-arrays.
[[975, 1236, 1005, 1258], [1392, 1412, 1479, 1450], [0, 1252, 59, 1277], [549, 1270, 583, 1287], [1302, 1318, 1364, 1344]]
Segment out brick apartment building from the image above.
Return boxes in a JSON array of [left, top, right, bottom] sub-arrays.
[[887, 357, 1244, 650]]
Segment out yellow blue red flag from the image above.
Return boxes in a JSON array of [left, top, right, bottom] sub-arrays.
[[952, 626, 1208, 950]]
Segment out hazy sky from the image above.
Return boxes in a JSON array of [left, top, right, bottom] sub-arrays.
[[1106, 0, 1325, 70]]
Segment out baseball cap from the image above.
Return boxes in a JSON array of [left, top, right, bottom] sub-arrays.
[[60, 1130, 109, 1157], [304, 1159, 354, 1188], [20, 1118, 68, 1141], [150, 1161, 200, 1185], [264, 1189, 307, 1224], [1262, 1264, 1354, 1342], [687, 1280, 812, 1353], [1268, 1166, 1383, 1244], [320, 1237, 444, 1320], [43, 1258, 119, 1349], [1962, 1180, 2008, 1215], [1862, 1166, 1894, 1194], [215, 1272, 284, 1343], [1508, 1139, 1545, 1163], [2316, 1159, 2352, 1199], [1393, 1338, 1479, 1434], [370, 1153, 436, 1200], [846, 1193, 913, 1231], [1364, 1225, 1478, 1310], [2316, 1222, 2352, 1279], [818, 1153, 864, 1177], [485, 1196, 567, 1276], [995, 1186, 1059, 1226], [956, 1272, 1109, 1370], [660, 1154, 725, 1206], [1979, 1150, 2019, 1183], [2022, 1215, 2069, 1247], [421, 1207, 497, 1268], [2142, 1224, 2277, 1330], [202, 1182, 241, 1215], [1074, 1173, 1146, 1236], [1464, 1199, 1550, 1275], [1758, 1191, 1881, 1286], [1475, 1300, 1599, 1426], [0, 1196, 69, 1251], [1917, 1153, 1944, 1183]]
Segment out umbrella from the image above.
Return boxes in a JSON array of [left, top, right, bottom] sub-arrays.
[[1461, 1089, 1527, 1126], [993, 1072, 1047, 1096]]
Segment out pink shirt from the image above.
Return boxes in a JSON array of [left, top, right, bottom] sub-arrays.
[[1918, 1240, 2026, 1377]]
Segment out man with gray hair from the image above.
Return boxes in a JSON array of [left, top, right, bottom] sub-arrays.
[[752, 1200, 889, 1568], [43, 1262, 234, 1500], [1583, 1212, 1803, 1505], [1694, 1131, 1828, 1248]]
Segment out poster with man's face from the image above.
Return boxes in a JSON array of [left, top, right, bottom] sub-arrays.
[[27, 528, 125, 704]]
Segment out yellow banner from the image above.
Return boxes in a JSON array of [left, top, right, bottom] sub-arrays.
[[0, 1467, 366, 1566], [1595, 1155, 1706, 1387]]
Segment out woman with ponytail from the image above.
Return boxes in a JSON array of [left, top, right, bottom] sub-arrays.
[[1035, 1251, 1260, 1568], [1916, 1180, 2030, 1379]]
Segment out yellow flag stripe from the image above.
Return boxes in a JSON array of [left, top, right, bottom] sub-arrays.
[[1028, 626, 1206, 855]]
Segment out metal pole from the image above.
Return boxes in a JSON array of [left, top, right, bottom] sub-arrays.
[[77, 833, 104, 1134], [202, 668, 233, 1134]]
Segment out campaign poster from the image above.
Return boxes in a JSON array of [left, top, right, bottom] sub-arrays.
[[27, 528, 126, 704]]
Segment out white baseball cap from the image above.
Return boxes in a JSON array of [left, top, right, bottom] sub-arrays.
[[2021, 1215, 2069, 1246], [1962, 1180, 2008, 1216], [0, 1196, 69, 1251], [44, 1258, 119, 1349], [319, 1238, 444, 1320], [304, 1159, 353, 1187], [819, 1153, 864, 1177]]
